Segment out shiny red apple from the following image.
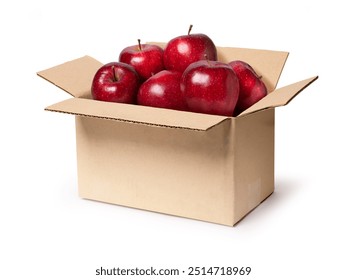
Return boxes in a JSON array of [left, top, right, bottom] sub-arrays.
[[119, 40, 164, 81], [181, 60, 239, 116], [91, 62, 140, 104], [228, 60, 268, 115], [137, 70, 187, 111], [163, 25, 217, 73]]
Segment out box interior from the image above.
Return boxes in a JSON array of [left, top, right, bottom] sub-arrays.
[[37, 44, 317, 129]]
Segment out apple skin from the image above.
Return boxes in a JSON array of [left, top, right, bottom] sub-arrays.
[[91, 62, 140, 104], [228, 60, 268, 115], [163, 31, 217, 73], [137, 70, 187, 111], [181, 60, 239, 116], [119, 42, 164, 81]]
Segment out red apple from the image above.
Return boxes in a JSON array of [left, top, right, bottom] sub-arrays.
[[163, 25, 217, 73], [119, 40, 164, 81], [91, 62, 140, 104], [137, 70, 187, 111], [181, 59, 239, 116], [228, 60, 268, 115]]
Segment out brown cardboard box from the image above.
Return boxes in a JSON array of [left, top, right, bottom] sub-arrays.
[[37, 45, 318, 226]]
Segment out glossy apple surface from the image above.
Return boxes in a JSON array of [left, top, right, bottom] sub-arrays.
[[119, 41, 164, 81], [181, 60, 239, 116], [137, 70, 186, 110], [228, 60, 267, 115], [91, 62, 140, 104], [163, 25, 217, 73]]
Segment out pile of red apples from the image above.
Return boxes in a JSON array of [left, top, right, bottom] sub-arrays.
[[92, 26, 267, 117]]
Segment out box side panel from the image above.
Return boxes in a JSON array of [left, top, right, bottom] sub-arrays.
[[75, 116, 235, 226], [233, 109, 275, 222]]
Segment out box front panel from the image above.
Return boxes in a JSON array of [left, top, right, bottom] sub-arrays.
[[75, 116, 235, 225]]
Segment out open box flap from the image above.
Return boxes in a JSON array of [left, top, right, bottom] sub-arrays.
[[238, 76, 319, 117], [37, 56, 102, 98], [45, 98, 230, 131]]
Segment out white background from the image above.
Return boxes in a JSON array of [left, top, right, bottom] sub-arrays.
[[1, 0, 346, 279]]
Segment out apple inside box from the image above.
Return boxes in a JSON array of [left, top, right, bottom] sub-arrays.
[[38, 44, 318, 226]]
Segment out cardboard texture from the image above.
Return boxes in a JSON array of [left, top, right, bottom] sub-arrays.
[[38, 45, 318, 226]]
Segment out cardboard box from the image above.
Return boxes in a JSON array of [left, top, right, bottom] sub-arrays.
[[37, 45, 318, 226]]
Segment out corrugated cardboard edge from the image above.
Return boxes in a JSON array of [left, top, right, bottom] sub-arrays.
[[45, 98, 231, 131]]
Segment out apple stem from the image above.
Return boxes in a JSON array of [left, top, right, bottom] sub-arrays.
[[204, 54, 211, 66], [112, 65, 117, 82], [137, 39, 142, 51], [188, 24, 193, 35]]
